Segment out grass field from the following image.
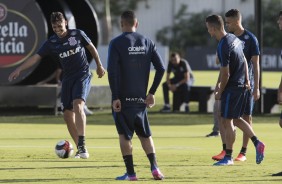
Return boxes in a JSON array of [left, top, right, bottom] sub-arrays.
[[91, 71, 281, 104], [0, 111, 281, 184], [0, 71, 281, 183]]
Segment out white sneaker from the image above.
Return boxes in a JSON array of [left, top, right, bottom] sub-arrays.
[[84, 106, 93, 115], [74, 146, 89, 159]]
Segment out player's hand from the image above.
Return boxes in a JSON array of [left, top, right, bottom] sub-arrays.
[[145, 94, 155, 108], [8, 69, 20, 82], [170, 84, 177, 92], [112, 99, 121, 112], [214, 91, 221, 100], [245, 80, 251, 90], [278, 92, 282, 104], [96, 65, 106, 78], [252, 88, 260, 101]]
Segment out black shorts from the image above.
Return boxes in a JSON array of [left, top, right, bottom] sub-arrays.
[[112, 106, 152, 140], [221, 87, 246, 119]]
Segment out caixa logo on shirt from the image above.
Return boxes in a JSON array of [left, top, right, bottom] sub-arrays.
[[0, 3, 38, 68], [128, 46, 146, 55], [59, 46, 82, 58], [125, 97, 145, 103]]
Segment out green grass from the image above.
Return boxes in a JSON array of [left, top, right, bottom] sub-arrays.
[[0, 71, 280, 183], [91, 70, 281, 107], [0, 111, 281, 184]]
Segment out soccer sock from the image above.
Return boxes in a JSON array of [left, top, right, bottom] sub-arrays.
[[225, 149, 233, 158], [78, 136, 85, 147], [123, 155, 135, 175], [223, 144, 226, 151], [251, 136, 259, 147], [147, 153, 158, 171], [240, 147, 247, 155]]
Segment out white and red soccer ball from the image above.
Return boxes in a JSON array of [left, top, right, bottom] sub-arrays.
[[55, 140, 74, 158]]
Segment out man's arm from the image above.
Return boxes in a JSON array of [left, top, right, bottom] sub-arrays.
[[244, 56, 251, 89], [86, 43, 105, 78], [107, 41, 120, 101], [215, 66, 229, 100], [251, 55, 260, 100], [148, 45, 165, 95], [278, 76, 282, 104], [8, 54, 42, 81]]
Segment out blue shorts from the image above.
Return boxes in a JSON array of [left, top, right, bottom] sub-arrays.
[[221, 87, 246, 119], [243, 89, 255, 115], [61, 72, 92, 111], [113, 106, 152, 140]]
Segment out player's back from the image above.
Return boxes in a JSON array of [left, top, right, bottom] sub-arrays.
[[218, 33, 246, 88], [109, 32, 155, 102]]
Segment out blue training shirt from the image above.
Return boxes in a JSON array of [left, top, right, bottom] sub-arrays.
[[107, 32, 165, 105], [37, 29, 91, 80], [237, 30, 260, 88], [217, 33, 246, 88]]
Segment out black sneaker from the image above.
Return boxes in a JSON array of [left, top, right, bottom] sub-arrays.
[[206, 131, 220, 137], [272, 172, 282, 176], [160, 106, 171, 112], [74, 145, 89, 159]]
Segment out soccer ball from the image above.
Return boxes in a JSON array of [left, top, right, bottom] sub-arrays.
[[55, 140, 74, 158]]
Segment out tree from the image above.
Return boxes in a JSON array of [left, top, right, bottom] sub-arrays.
[[156, 5, 213, 55], [89, 0, 148, 44]]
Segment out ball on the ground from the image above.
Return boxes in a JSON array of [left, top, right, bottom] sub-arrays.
[[55, 140, 74, 158]]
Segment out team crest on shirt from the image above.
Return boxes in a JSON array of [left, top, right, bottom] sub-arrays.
[[244, 34, 249, 40], [68, 37, 77, 46]]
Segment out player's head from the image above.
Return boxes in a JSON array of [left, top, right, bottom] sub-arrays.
[[205, 15, 224, 39], [170, 52, 181, 65], [120, 10, 138, 32], [50, 12, 68, 38], [277, 10, 282, 31], [225, 9, 242, 33]]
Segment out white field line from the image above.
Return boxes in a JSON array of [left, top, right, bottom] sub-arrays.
[[0, 145, 202, 150]]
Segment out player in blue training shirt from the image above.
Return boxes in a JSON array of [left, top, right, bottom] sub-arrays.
[[272, 11, 282, 177], [205, 14, 265, 166], [9, 12, 106, 159], [107, 10, 165, 181], [212, 9, 261, 162]]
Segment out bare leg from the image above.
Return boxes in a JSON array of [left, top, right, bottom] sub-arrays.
[[241, 114, 252, 148], [119, 134, 133, 155], [73, 99, 86, 136], [63, 109, 78, 146], [233, 117, 255, 138], [138, 136, 155, 154], [223, 118, 236, 150]]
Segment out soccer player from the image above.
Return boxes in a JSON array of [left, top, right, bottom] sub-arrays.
[[277, 11, 282, 129], [8, 12, 106, 159], [205, 14, 265, 166], [272, 11, 282, 177], [212, 9, 261, 162], [107, 10, 165, 180]]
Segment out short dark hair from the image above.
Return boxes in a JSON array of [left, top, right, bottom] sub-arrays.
[[225, 9, 241, 19], [121, 10, 136, 26], [170, 52, 180, 58], [279, 10, 282, 17], [50, 12, 65, 24], [206, 15, 224, 30]]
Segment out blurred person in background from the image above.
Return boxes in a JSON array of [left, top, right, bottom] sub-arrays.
[[160, 52, 194, 113]]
